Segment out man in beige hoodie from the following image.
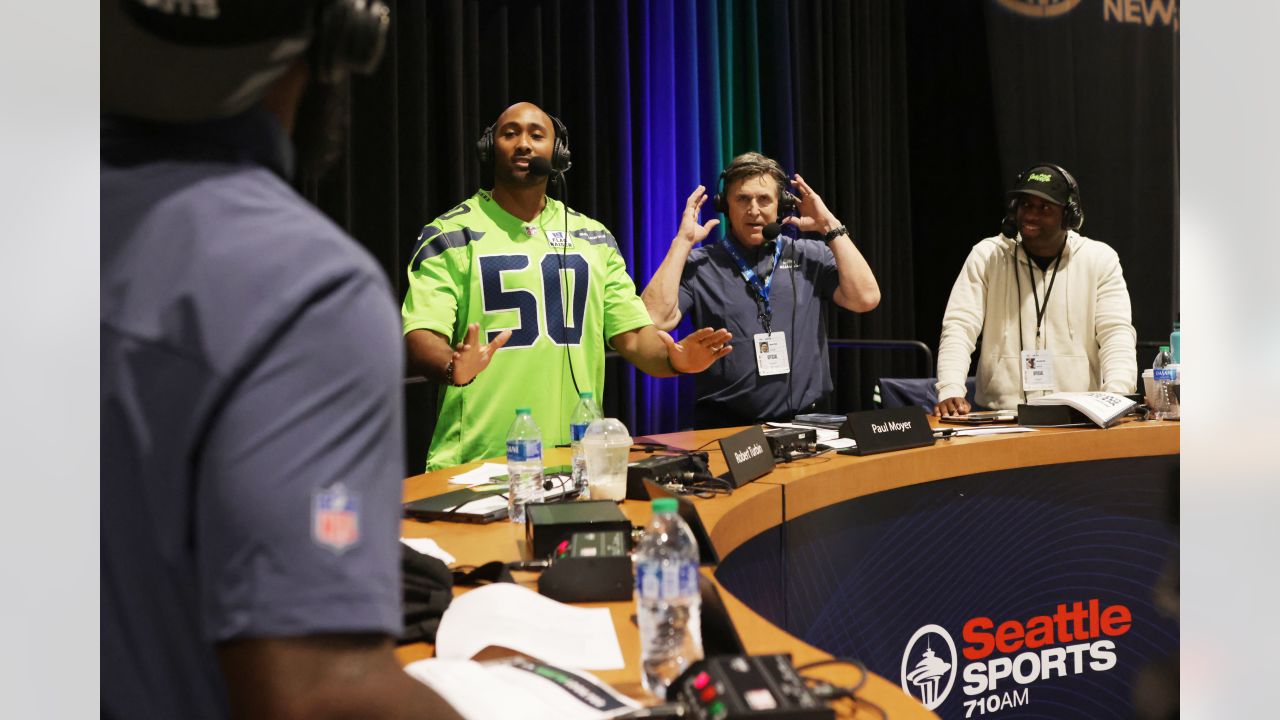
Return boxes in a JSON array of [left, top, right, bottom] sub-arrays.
[[933, 163, 1137, 415]]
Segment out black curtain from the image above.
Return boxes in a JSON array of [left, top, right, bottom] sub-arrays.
[[903, 1, 1005, 359], [785, 1, 918, 412], [982, 1, 1179, 345], [902, 0, 1178, 378]]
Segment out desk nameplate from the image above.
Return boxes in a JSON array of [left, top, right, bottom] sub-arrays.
[[839, 406, 936, 455]]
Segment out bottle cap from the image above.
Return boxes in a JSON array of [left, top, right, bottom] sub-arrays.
[[515, 407, 531, 415], [1159, 345, 1170, 352], [651, 498, 679, 514], [579, 391, 593, 399]]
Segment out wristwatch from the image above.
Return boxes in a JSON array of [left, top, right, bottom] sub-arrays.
[[822, 225, 849, 244]]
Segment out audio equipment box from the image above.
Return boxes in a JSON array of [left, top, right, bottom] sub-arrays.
[[670, 654, 834, 720], [536, 529, 633, 603], [626, 453, 711, 500], [524, 499, 631, 559], [762, 426, 816, 460]]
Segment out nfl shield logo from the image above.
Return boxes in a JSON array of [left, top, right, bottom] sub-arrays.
[[313, 482, 360, 553]]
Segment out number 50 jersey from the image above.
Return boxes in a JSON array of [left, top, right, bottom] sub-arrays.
[[403, 190, 651, 470]]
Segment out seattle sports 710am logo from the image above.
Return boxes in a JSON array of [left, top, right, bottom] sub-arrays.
[[901, 599, 1132, 716]]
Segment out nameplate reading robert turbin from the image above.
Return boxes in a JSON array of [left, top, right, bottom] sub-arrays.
[[718, 425, 775, 487], [840, 406, 936, 455]]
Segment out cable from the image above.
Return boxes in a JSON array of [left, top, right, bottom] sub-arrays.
[[661, 473, 734, 499], [504, 558, 552, 572], [786, 231, 798, 418], [554, 169, 583, 398], [611, 703, 686, 719], [777, 447, 834, 463], [800, 657, 887, 720], [436, 490, 507, 519], [795, 657, 869, 694], [540, 471, 575, 497], [692, 436, 725, 453], [851, 697, 888, 720], [432, 469, 575, 521]]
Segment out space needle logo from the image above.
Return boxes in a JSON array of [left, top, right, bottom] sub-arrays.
[[901, 624, 958, 710]]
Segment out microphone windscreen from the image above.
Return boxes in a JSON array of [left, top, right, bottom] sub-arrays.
[[763, 222, 782, 241], [527, 156, 553, 177]]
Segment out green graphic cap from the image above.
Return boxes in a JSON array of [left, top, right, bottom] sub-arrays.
[[1008, 164, 1073, 206]]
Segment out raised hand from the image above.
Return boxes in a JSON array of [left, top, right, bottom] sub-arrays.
[[662, 327, 733, 374], [450, 323, 511, 385], [782, 173, 841, 235], [675, 185, 721, 248]]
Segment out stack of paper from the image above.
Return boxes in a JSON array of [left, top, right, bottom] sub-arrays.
[[1028, 391, 1136, 428], [449, 463, 509, 486], [406, 656, 640, 720], [434, 583, 625, 670]]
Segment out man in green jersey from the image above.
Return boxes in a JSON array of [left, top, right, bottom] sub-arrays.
[[403, 102, 733, 469]]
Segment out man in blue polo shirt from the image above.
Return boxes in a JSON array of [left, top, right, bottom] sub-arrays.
[[102, 1, 458, 718], [642, 152, 882, 428]]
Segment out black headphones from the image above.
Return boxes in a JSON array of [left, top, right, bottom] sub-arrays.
[[475, 112, 573, 175], [310, 0, 391, 84], [713, 160, 798, 215], [1001, 162, 1084, 238]]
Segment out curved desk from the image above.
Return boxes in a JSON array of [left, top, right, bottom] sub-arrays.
[[397, 462, 934, 718], [398, 418, 1177, 720], [646, 418, 1180, 720]]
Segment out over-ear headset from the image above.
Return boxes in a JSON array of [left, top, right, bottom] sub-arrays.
[[713, 156, 798, 215], [1001, 162, 1084, 238], [310, 0, 391, 84], [475, 112, 573, 175]]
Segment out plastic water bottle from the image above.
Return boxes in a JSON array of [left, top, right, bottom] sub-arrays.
[[569, 391, 602, 497], [1152, 346, 1179, 421], [1170, 320, 1181, 364], [635, 498, 703, 698], [505, 408, 544, 523]]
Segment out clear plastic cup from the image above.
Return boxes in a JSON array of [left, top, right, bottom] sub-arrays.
[[582, 418, 632, 501]]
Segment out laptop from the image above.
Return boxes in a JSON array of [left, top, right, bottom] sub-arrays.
[[404, 466, 575, 524]]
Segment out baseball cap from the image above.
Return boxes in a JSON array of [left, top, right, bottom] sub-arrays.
[[102, 0, 316, 123], [1007, 165, 1074, 206]]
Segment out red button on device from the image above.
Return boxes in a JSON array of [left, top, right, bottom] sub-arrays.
[[700, 686, 717, 703], [691, 666, 711, 691]]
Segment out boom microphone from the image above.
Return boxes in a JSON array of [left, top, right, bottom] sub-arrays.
[[527, 155, 554, 177], [762, 222, 782, 241]]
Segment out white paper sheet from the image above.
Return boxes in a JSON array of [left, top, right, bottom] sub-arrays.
[[405, 658, 640, 720], [951, 426, 1037, 437], [400, 537, 456, 566], [818, 437, 857, 450], [434, 583, 625, 670], [449, 462, 510, 485]]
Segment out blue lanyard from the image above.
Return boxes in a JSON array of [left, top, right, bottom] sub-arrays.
[[720, 237, 783, 330]]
